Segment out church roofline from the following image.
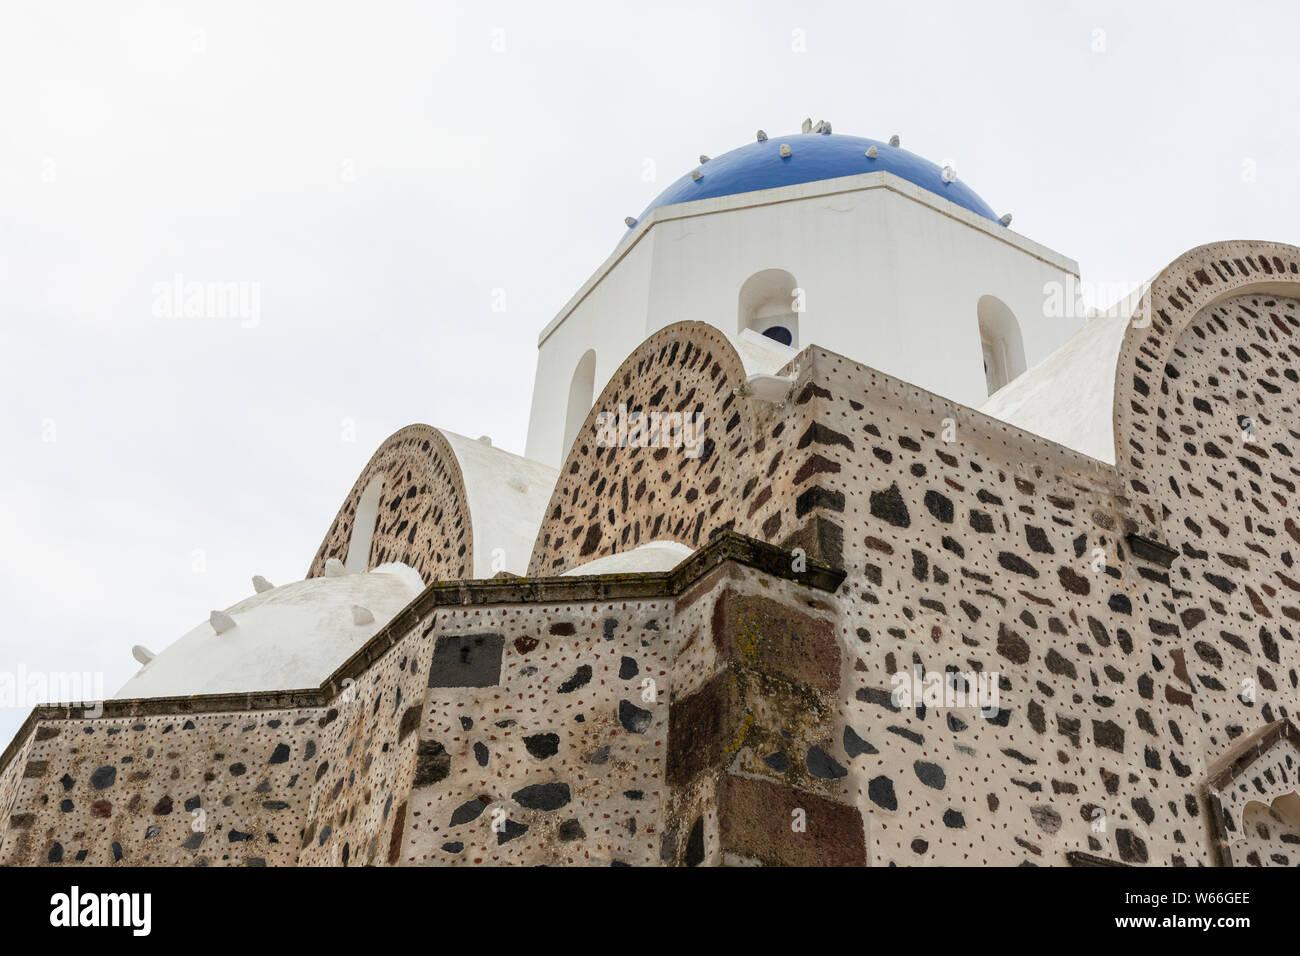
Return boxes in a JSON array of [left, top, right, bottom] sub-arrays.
[[537, 168, 1080, 348], [0, 530, 844, 778]]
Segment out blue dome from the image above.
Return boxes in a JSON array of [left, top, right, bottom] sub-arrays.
[[625, 132, 1001, 237]]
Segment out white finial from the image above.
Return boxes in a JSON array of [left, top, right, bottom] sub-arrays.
[[865, 145, 878, 158], [131, 645, 155, 665], [779, 143, 792, 158], [691, 169, 703, 181], [756, 129, 767, 142], [699, 154, 710, 164], [801, 118, 812, 133], [351, 605, 375, 626], [624, 216, 637, 228], [210, 610, 236, 634], [813, 120, 831, 134], [941, 165, 957, 183], [888, 134, 900, 147], [323, 558, 346, 577], [252, 575, 273, 593], [477, 435, 492, 446], [999, 213, 1013, 227]]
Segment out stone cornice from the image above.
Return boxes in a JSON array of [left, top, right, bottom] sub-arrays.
[[0, 532, 843, 775]]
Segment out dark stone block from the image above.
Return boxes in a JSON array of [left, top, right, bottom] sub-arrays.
[[870, 483, 911, 528], [427, 633, 505, 688], [558, 664, 592, 693], [914, 760, 946, 789], [497, 819, 529, 844], [667, 673, 730, 787], [806, 745, 847, 779], [683, 816, 706, 867], [524, 733, 560, 759], [844, 726, 877, 758], [868, 775, 897, 811], [619, 699, 653, 734], [449, 797, 489, 827], [412, 740, 451, 787], [398, 705, 422, 741], [89, 765, 116, 790], [1115, 827, 1149, 863], [718, 776, 865, 866], [709, 589, 840, 693], [1093, 719, 1125, 753], [512, 782, 571, 811]]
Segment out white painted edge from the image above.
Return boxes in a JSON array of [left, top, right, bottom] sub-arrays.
[[538, 169, 1081, 347]]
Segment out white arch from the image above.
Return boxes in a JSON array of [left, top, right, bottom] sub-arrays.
[[739, 268, 800, 348], [977, 294, 1026, 395], [562, 349, 597, 459], [344, 475, 385, 572]]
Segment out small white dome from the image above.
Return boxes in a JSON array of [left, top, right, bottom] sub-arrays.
[[115, 562, 425, 699], [561, 540, 694, 576]]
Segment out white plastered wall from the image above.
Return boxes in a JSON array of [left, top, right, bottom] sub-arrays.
[[525, 170, 1082, 469]]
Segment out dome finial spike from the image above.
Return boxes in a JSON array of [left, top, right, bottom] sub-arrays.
[[999, 213, 1013, 227], [941, 165, 957, 183], [132, 645, 155, 665], [699, 153, 710, 164], [778, 143, 792, 158], [252, 574, 273, 594], [351, 605, 375, 626], [865, 145, 878, 158], [756, 129, 767, 142], [800, 118, 812, 134], [888, 134, 900, 147], [210, 610, 236, 635], [323, 558, 346, 577], [691, 168, 703, 181], [624, 216, 637, 228]]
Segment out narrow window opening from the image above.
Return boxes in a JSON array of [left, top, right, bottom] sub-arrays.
[[977, 295, 1026, 395], [739, 268, 800, 349], [345, 475, 385, 573], [562, 349, 597, 460]]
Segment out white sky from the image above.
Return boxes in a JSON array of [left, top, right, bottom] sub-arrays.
[[1, 0, 1297, 745]]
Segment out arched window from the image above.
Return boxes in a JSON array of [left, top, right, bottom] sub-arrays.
[[977, 295, 1026, 395], [562, 349, 597, 459], [1243, 792, 1300, 841], [345, 475, 385, 572], [739, 269, 800, 348]]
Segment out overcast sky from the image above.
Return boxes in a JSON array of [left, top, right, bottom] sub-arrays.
[[1, 0, 1297, 745]]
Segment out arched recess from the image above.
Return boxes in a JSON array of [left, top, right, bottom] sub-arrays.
[[528, 322, 770, 576], [976, 295, 1026, 395], [1110, 240, 1300, 536], [1242, 793, 1300, 842], [344, 475, 385, 572], [562, 349, 597, 461], [1110, 244, 1300, 785], [308, 424, 474, 583], [739, 268, 800, 347], [1206, 719, 1300, 866]]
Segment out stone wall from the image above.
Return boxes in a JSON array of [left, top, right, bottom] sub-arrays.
[[308, 424, 474, 583], [0, 604, 432, 867], [5, 244, 1299, 866]]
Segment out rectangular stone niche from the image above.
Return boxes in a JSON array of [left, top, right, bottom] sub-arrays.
[[427, 633, 505, 688]]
